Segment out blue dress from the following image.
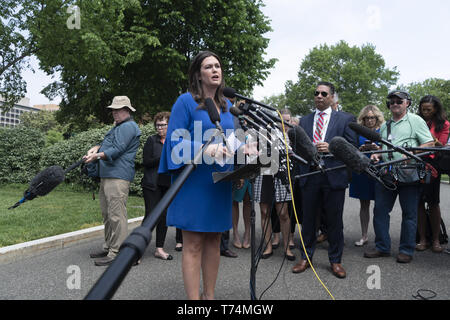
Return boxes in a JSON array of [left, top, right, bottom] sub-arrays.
[[158, 92, 234, 232], [349, 133, 379, 201]]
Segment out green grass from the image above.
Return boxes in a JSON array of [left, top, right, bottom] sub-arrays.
[[0, 183, 144, 247], [442, 174, 449, 183]]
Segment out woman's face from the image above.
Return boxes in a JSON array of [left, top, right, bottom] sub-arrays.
[[420, 102, 436, 121], [199, 56, 222, 90], [363, 111, 377, 129], [155, 118, 168, 138]]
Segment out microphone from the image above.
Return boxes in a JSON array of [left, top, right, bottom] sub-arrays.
[[348, 122, 424, 163], [223, 87, 277, 111], [205, 98, 232, 153], [329, 136, 396, 190], [9, 165, 66, 209], [287, 126, 324, 171]]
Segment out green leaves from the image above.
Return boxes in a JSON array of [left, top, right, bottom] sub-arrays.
[[284, 41, 399, 116]]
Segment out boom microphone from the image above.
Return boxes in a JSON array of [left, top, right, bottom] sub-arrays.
[[223, 87, 277, 111], [348, 122, 424, 163], [287, 126, 323, 171], [329, 136, 396, 190], [8, 165, 66, 209]]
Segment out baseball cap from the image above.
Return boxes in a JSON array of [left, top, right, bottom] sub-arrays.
[[106, 96, 136, 112], [387, 91, 410, 100]]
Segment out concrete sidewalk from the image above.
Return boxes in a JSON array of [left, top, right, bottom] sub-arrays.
[[0, 217, 144, 265]]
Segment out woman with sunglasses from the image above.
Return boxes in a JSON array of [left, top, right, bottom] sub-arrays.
[[349, 105, 385, 247], [416, 95, 449, 253]]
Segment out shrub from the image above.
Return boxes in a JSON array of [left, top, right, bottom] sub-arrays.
[[0, 127, 45, 184], [40, 123, 156, 195]]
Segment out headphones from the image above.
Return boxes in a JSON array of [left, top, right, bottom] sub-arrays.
[[386, 91, 412, 109]]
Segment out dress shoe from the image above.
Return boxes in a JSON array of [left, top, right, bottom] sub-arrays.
[[330, 263, 346, 279], [89, 249, 108, 259], [285, 253, 296, 261], [94, 256, 115, 266], [175, 244, 183, 252], [396, 253, 412, 263], [363, 248, 390, 258], [317, 234, 327, 243], [221, 249, 238, 258], [154, 252, 173, 261], [261, 251, 273, 259], [292, 259, 310, 273]]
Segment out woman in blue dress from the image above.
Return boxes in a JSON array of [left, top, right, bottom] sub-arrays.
[[349, 105, 384, 246], [158, 51, 237, 300]]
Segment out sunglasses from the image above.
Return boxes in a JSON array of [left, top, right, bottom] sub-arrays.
[[364, 116, 377, 121], [155, 123, 168, 128], [388, 99, 404, 106], [314, 91, 329, 97]]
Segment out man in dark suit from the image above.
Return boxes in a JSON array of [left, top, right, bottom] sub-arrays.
[[291, 82, 357, 278]]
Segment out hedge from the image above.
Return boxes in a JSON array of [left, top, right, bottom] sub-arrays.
[[0, 127, 45, 184], [39, 123, 156, 195]]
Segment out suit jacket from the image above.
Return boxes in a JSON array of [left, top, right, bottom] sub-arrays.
[[298, 110, 357, 189]]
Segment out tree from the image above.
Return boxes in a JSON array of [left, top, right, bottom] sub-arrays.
[[284, 41, 399, 116], [25, 0, 276, 130], [398, 78, 450, 115], [262, 93, 288, 111]]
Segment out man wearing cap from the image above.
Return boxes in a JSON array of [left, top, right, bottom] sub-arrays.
[[364, 91, 434, 263], [83, 96, 141, 266]]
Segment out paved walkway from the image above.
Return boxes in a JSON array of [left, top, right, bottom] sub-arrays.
[[0, 185, 449, 300]]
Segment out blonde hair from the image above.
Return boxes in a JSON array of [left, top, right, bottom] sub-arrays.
[[357, 105, 384, 128]]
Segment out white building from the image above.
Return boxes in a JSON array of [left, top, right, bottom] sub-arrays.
[[0, 97, 59, 128]]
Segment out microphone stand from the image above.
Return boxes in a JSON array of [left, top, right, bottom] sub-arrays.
[[85, 133, 218, 300]]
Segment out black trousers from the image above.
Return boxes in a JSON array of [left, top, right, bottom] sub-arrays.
[[300, 174, 345, 263], [143, 186, 170, 248]]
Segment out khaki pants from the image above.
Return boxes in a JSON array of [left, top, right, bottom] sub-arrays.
[[99, 178, 130, 258]]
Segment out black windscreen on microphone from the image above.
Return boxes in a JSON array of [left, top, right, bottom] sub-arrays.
[[348, 122, 381, 142], [205, 98, 220, 123], [329, 136, 370, 174], [27, 165, 66, 198], [223, 87, 237, 99], [287, 126, 318, 163]]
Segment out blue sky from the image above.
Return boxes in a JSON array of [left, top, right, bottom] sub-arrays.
[[22, 0, 450, 106]]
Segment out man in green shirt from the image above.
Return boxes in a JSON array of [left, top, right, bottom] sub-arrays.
[[364, 91, 434, 263]]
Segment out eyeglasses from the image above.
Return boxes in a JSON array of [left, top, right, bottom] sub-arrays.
[[314, 91, 329, 97], [364, 116, 377, 121], [389, 99, 404, 106], [155, 123, 167, 128]]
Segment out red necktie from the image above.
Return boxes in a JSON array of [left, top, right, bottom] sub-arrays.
[[313, 112, 325, 143]]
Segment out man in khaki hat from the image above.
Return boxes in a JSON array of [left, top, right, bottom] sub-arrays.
[[83, 96, 141, 266]]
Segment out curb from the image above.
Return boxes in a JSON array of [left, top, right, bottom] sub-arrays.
[[0, 216, 144, 265]]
